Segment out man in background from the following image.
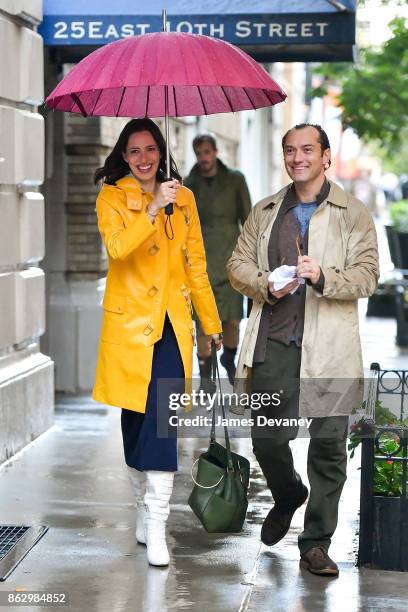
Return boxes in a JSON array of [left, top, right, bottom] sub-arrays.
[[185, 134, 251, 390]]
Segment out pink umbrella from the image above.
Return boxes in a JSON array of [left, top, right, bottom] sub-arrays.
[[46, 33, 286, 117], [46, 18, 286, 214]]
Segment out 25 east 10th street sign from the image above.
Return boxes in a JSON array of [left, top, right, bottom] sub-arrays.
[[39, 15, 355, 46]]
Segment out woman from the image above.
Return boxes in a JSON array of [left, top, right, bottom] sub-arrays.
[[92, 119, 222, 567]]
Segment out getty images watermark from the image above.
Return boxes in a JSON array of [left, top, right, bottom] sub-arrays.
[[167, 390, 313, 430], [156, 376, 371, 438]]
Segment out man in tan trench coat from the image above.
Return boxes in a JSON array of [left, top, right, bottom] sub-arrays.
[[227, 124, 379, 577]]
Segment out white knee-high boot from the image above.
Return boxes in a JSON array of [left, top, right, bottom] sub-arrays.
[[144, 471, 175, 566], [127, 467, 147, 545]]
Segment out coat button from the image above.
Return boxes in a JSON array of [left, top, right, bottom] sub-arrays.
[[143, 323, 154, 335], [149, 245, 159, 255], [335, 268, 340, 273], [148, 286, 158, 297], [258, 272, 262, 277]]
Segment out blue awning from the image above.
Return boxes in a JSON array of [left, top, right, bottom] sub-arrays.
[[40, 0, 356, 62]]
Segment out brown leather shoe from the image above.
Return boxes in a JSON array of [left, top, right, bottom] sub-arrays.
[[300, 546, 339, 576], [261, 484, 308, 546]]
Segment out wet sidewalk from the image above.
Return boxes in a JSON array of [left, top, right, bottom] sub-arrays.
[[1, 313, 408, 611]]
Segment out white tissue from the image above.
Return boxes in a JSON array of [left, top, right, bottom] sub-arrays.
[[268, 265, 305, 294]]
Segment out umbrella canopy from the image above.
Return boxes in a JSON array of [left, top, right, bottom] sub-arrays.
[[46, 31, 286, 117]]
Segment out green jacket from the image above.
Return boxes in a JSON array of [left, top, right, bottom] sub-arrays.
[[184, 159, 251, 320]]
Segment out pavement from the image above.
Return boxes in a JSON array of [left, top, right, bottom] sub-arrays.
[[1, 223, 408, 611]]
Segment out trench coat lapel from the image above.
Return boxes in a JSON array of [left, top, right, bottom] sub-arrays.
[[308, 201, 330, 263], [258, 188, 288, 271], [308, 181, 348, 262]]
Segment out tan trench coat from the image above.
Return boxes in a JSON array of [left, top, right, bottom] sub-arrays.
[[227, 180, 379, 416]]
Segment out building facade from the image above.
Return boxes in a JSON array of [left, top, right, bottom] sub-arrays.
[[0, 1, 53, 463]]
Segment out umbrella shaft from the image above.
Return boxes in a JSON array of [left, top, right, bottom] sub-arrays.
[[165, 86, 170, 179], [164, 85, 173, 217]]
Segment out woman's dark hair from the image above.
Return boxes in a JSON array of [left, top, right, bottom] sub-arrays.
[[94, 118, 182, 185]]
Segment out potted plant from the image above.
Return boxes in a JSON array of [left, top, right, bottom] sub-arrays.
[[350, 400, 408, 571], [385, 199, 408, 269], [383, 199, 408, 345], [366, 281, 397, 318]]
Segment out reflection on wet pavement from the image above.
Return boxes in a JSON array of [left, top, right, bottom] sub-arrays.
[[0, 311, 407, 611], [1, 404, 407, 612]]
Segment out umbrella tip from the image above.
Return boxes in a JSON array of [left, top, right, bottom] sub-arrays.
[[162, 9, 168, 32]]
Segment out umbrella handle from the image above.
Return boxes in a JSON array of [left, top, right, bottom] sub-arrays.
[[164, 85, 174, 217]]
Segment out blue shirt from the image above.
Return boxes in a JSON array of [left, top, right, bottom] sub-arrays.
[[293, 201, 317, 237]]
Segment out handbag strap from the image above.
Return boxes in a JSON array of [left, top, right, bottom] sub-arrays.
[[210, 340, 234, 470]]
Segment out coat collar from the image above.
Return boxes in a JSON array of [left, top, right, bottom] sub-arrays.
[[113, 176, 189, 210], [261, 179, 349, 210], [326, 180, 349, 208]]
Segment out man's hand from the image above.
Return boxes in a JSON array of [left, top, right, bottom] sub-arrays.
[[297, 255, 321, 285], [268, 279, 299, 299]]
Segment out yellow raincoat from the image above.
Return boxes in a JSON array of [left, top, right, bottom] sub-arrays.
[[92, 176, 221, 412]]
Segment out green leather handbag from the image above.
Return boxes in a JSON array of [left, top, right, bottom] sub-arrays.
[[188, 342, 250, 533]]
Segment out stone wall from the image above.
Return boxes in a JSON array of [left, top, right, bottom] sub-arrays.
[[0, 2, 54, 463], [65, 115, 107, 280]]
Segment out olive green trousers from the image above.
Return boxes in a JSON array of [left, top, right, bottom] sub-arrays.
[[251, 339, 348, 554]]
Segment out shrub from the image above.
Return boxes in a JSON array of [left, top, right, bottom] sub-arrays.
[[390, 199, 408, 232]]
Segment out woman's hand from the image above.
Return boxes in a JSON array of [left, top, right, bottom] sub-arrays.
[[207, 334, 223, 352], [148, 180, 180, 218]]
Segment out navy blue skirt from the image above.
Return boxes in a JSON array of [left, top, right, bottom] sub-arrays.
[[121, 315, 184, 472]]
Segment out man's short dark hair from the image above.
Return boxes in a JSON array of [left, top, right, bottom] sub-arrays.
[[192, 133, 217, 151], [282, 123, 331, 154]]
